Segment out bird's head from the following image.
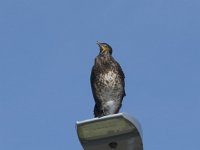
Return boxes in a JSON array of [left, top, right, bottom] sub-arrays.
[[97, 41, 112, 55]]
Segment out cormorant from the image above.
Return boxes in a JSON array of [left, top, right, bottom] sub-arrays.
[[90, 41, 126, 117]]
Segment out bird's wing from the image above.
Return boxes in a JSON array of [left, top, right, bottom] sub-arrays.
[[111, 57, 126, 97], [90, 60, 99, 103]]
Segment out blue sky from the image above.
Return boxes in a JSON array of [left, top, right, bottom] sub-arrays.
[[0, 0, 200, 149]]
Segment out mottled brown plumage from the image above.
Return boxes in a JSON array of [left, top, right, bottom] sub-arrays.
[[90, 42, 125, 117]]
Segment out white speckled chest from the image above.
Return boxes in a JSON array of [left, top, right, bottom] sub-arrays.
[[96, 70, 123, 102], [99, 71, 117, 87]]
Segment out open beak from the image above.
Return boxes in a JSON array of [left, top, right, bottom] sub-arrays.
[[97, 41, 105, 53], [96, 41, 107, 53], [96, 41, 102, 47]]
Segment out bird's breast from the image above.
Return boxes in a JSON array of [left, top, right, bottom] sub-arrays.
[[99, 71, 118, 87]]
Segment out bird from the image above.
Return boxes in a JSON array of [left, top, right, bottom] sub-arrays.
[[90, 41, 126, 117]]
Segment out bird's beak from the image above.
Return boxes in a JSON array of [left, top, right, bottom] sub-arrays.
[[97, 41, 105, 52], [96, 41, 101, 47], [96, 41, 107, 53]]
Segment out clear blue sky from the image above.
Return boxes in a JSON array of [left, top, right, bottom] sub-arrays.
[[0, 0, 200, 149]]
